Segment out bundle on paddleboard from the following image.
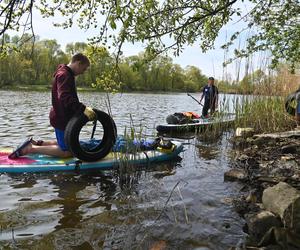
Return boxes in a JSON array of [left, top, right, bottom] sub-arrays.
[[157, 112, 236, 133], [166, 112, 200, 125]]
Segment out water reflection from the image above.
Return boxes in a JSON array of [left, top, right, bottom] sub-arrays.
[[0, 161, 180, 241], [51, 172, 116, 230], [0, 91, 244, 249]]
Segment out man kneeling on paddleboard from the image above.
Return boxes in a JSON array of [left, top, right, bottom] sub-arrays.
[[8, 53, 96, 159], [199, 77, 219, 118]]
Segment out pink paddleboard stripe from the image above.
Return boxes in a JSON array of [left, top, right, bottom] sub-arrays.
[[0, 152, 36, 165]]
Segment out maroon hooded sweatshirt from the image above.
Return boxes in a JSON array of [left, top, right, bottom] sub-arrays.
[[49, 64, 86, 130]]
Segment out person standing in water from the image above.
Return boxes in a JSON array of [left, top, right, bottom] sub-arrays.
[[9, 53, 96, 159], [199, 77, 219, 118]]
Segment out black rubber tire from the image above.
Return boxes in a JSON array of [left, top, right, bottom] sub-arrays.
[[64, 109, 117, 162], [285, 92, 296, 116]]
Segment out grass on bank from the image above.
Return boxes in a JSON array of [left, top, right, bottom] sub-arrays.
[[203, 93, 297, 135], [234, 96, 296, 133]]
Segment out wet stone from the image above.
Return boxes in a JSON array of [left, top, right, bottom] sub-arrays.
[[235, 127, 255, 138], [262, 182, 300, 232], [258, 227, 300, 250], [253, 136, 268, 146], [281, 156, 295, 161], [224, 169, 247, 182], [254, 130, 300, 139], [233, 196, 261, 218], [245, 211, 282, 241], [281, 144, 299, 154], [237, 154, 250, 162]]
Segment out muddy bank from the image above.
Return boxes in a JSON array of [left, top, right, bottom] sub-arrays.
[[226, 128, 300, 250]]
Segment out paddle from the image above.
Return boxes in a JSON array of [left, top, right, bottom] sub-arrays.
[[91, 120, 97, 139], [187, 93, 203, 106]]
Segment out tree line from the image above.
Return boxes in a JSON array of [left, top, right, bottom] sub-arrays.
[[1, 34, 298, 95], [0, 34, 209, 92]]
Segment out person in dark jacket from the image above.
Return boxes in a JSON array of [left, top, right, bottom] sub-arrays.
[[9, 53, 96, 159], [199, 77, 219, 118]]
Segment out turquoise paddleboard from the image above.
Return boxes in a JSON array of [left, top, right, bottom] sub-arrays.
[[0, 141, 183, 173]]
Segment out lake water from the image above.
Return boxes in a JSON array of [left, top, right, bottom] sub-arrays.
[[0, 91, 245, 249]]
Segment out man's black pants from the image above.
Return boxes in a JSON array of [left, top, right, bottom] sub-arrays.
[[202, 99, 215, 116]]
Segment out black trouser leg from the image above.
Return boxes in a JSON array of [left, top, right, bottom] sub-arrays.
[[202, 100, 210, 116], [210, 101, 215, 114]]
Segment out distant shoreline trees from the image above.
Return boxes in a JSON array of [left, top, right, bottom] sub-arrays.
[[0, 34, 208, 92], [1, 35, 298, 95]]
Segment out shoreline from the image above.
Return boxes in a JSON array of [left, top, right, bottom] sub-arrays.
[[0, 85, 243, 95], [226, 128, 300, 249]]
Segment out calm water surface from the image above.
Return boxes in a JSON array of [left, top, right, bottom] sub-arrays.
[[0, 91, 245, 249]]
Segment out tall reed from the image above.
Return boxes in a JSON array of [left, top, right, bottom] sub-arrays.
[[234, 96, 296, 133]]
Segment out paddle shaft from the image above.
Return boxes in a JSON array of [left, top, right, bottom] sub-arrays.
[[91, 120, 97, 139], [187, 93, 203, 106]]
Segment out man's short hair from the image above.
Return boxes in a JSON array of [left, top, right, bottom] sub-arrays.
[[71, 53, 90, 65], [208, 77, 214, 80]]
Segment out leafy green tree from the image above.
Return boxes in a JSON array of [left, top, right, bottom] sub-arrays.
[[223, 1, 300, 71], [0, 33, 210, 92], [81, 45, 113, 87], [118, 63, 141, 91], [66, 42, 88, 57], [184, 66, 208, 92], [1, 0, 298, 70], [239, 69, 267, 94], [170, 64, 185, 90]]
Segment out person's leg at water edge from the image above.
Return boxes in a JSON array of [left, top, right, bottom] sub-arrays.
[[202, 99, 210, 118], [210, 99, 216, 115]]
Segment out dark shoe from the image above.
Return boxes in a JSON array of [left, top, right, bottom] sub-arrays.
[[8, 137, 32, 159]]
